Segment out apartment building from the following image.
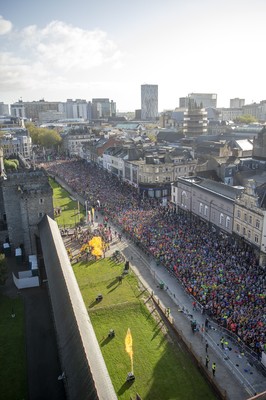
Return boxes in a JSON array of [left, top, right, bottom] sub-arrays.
[[11, 100, 60, 121], [0, 128, 32, 159], [230, 98, 245, 108], [180, 93, 217, 109], [183, 107, 208, 137], [91, 98, 116, 119], [233, 180, 266, 265], [172, 176, 266, 264], [130, 155, 196, 202], [172, 176, 243, 235]]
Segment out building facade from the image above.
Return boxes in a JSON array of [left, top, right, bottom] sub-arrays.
[[141, 84, 158, 121], [180, 93, 217, 109], [91, 99, 116, 119], [183, 108, 208, 137], [11, 100, 61, 121], [172, 177, 244, 236], [233, 180, 266, 265], [0, 128, 32, 159], [0, 102, 9, 116], [230, 98, 245, 108]]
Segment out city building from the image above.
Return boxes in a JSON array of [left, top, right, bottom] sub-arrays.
[[91, 98, 116, 120], [129, 152, 196, 203], [230, 98, 245, 108], [141, 84, 158, 121], [233, 179, 266, 265], [0, 128, 32, 159], [217, 107, 243, 122], [172, 176, 244, 236], [180, 93, 217, 109], [59, 99, 90, 120], [0, 102, 9, 116], [183, 107, 208, 137], [38, 110, 66, 124], [10, 99, 61, 121], [253, 126, 266, 160]]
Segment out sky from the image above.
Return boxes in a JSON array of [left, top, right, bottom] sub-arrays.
[[0, 0, 265, 112]]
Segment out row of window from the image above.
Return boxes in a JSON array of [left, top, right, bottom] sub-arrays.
[[236, 209, 260, 228], [198, 203, 231, 228], [236, 224, 259, 243]]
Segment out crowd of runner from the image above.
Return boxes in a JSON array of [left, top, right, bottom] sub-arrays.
[[41, 158, 265, 358]]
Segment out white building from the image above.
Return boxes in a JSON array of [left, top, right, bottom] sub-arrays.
[[230, 98, 245, 108], [0, 128, 32, 159], [180, 93, 217, 109]]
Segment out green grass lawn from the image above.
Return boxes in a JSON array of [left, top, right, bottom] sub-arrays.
[[73, 259, 217, 400], [49, 178, 86, 228], [0, 295, 27, 400]]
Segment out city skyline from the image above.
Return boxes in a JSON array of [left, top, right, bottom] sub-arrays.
[[0, 0, 265, 112]]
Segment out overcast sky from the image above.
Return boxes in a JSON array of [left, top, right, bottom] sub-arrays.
[[0, 0, 265, 111]]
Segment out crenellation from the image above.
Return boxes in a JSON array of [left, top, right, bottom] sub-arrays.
[[0, 164, 54, 256]]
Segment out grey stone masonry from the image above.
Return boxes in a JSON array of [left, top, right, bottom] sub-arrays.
[[2, 169, 54, 256]]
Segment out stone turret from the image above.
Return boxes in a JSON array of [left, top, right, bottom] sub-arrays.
[[1, 169, 54, 256]]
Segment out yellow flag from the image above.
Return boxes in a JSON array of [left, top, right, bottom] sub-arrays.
[[125, 328, 134, 373]]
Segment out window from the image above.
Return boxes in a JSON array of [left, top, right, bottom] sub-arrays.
[[199, 203, 203, 214], [226, 216, 230, 228], [237, 209, 241, 218], [39, 212, 44, 218], [256, 219, 260, 229], [219, 213, 224, 225], [39, 198, 44, 204], [243, 227, 246, 236], [255, 235, 259, 243], [249, 215, 252, 224], [204, 205, 208, 216], [236, 224, 240, 232], [244, 213, 247, 222], [248, 230, 251, 239], [181, 191, 188, 208]]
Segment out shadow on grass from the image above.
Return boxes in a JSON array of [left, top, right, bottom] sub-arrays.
[[107, 277, 120, 289], [146, 308, 156, 320], [117, 379, 135, 396], [100, 335, 114, 347], [151, 325, 162, 341], [88, 297, 103, 308], [137, 289, 147, 298], [107, 277, 123, 293]]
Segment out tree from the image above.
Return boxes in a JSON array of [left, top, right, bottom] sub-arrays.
[[0, 253, 8, 285], [26, 123, 62, 148], [234, 114, 257, 124], [4, 159, 19, 171]]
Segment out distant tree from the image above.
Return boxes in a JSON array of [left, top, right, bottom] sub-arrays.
[[26, 123, 62, 148], [147, 132, 156, 142], [4, 159, 19, 171], [234, 114, 257, 124], [0, 253, 8, 285]]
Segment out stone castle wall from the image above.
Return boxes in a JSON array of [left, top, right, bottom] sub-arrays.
[[2, 169, 54, 256]]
